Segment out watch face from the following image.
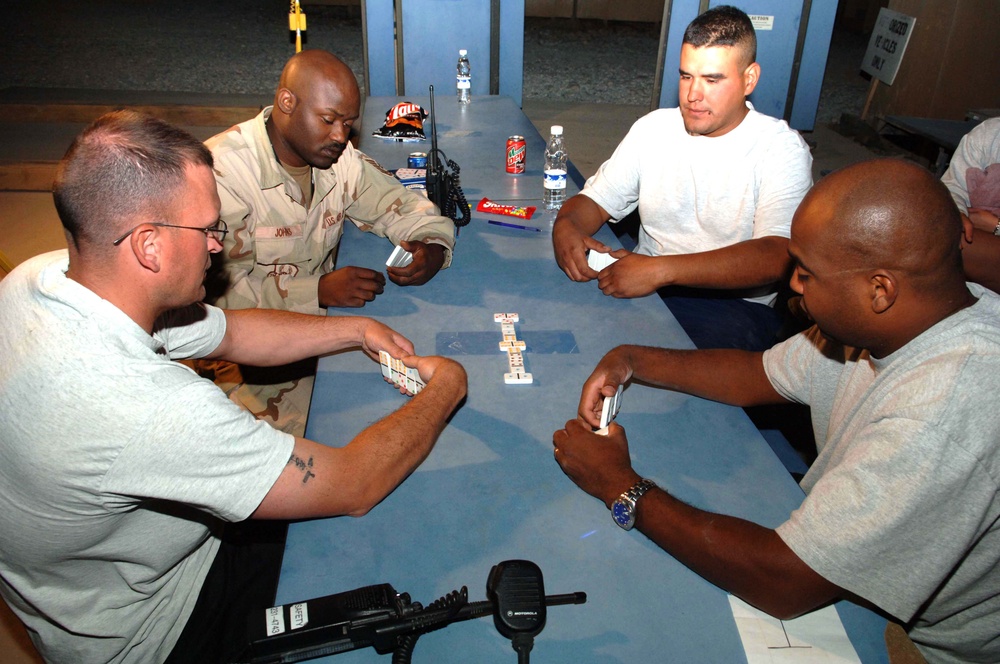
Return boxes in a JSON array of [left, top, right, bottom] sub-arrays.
[[612, 500, 634, 529]]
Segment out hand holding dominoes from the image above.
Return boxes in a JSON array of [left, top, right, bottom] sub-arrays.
[[587, 249, 619, 272], [595, 385, 623, 436], [378, 350, 426, 395], [386, 245, 414, 269]]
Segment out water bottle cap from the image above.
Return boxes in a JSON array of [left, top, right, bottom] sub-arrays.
[[551, 125, 563, 136], [459, 49, 468, 56]]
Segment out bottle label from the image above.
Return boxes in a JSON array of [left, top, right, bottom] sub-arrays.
[[544, 169, 567, 190], [457, 76, 471, 90]]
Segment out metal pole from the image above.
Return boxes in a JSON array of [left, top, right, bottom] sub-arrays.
[[650, 0, 674, 111], [783, 0, 813, 123], [490, 0, 501, 95]]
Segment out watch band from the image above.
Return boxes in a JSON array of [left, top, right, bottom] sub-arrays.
[[992, 215, 1000, 237], [623, 478, 657, 504]]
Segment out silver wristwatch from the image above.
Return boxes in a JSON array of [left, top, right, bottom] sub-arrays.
[[611, 479, 657, 530]]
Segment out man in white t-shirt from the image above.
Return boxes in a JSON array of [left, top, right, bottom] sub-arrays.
[[0, 110, 467, 664], [552, 5, 812, 350], [553, 158, 1000, 663]]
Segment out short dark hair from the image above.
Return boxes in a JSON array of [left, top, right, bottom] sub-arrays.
[[53, 110, 213, 248], [683, 5, 757, 68]]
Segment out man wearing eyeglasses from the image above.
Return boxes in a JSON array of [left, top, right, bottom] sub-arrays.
[[197, 49, 456, 437], [0, 110, 467, 664]]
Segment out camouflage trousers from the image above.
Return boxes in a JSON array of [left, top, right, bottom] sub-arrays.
[[186, 358, 316, 438]]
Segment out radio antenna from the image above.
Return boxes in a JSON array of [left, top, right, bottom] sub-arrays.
[[428, 85, 439, 170]]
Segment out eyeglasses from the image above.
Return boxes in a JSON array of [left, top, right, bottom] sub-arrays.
[[111, 220, 229, 246]]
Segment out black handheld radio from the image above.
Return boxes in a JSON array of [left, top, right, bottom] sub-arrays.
[[425, 85, 471, 227], [234, 560, 585, 664]]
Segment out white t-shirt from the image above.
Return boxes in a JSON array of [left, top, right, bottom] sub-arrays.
[[941, 116, 1000, 215], [581, 105, 813, 304], [764, 288, 1000, 664], [0, 251, 294, 664]]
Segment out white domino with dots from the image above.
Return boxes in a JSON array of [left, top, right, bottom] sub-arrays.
[[495, 313, 532, 384], [378, 350, 425, 395]]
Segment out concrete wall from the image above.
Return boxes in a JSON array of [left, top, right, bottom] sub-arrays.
[[868, 0, 1000, 121]]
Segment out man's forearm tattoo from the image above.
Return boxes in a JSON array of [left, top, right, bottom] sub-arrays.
[[288, 454, 316, 485]]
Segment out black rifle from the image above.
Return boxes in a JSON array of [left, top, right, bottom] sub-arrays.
[[424, 85, 471, 227], [234, 560, 585, 664]]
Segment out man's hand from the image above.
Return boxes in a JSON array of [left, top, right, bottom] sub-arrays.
[[359, 320, 415, 363], [578, 349, 634, 428], [551, 195, 614, 282], [553, 419, 641, 509], [402, 354, 465, 387], [596, 250, 670, 298], [386, 240, 445, 287], [968, 207, 1000, 234], [319, 266, 386, 308], [552, 220, 612, 282]]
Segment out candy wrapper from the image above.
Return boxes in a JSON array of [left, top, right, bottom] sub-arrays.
[[371, 102, 427, 142], [477, 197, 536, 220]]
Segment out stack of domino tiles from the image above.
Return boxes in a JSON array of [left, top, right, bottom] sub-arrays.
[[378, 350, 425, 394], [495, 312, 531, 384]]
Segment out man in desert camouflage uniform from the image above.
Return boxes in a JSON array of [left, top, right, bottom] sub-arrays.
[[201, 49, 455, 435]]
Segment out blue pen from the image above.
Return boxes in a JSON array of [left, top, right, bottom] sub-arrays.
[[488, 219, 542, 232]]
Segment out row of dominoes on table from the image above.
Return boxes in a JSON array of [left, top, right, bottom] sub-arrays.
[[377, 310, 622, 433], [495, 312, 532, 385]]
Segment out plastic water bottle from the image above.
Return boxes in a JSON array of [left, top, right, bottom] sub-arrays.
[[543, 125, 567, 210], [456, 49, 471, 105]]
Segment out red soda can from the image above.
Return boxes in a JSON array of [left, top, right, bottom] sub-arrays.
[[506, 136, 526, 174]]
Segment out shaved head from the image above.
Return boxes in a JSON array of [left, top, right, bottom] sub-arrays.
[[789, 158, 973, 356], [797, 158, 964, 284], [276, 49, 359, 103]]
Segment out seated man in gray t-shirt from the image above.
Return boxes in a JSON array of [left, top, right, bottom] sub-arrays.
[[553, 158, 1000, 664], [0, 110, 467, 664]]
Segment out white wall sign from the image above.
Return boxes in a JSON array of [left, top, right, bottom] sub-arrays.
[[861, 8, 916, 86], [749, 15, 774, 31]]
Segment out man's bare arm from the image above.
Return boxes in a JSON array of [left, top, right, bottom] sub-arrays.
[[961, 229, 1000, 293], [253, 355, 467, 519], [554, 417, 840, 619], [207, 309, 412, 367], [579, 345, 787, 427], [598, 236, 791, 299]]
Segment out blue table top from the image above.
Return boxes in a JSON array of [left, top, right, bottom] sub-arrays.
[[276, 96, 888, 663]]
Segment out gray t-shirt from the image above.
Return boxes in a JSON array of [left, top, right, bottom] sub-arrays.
[[0, 251, 294, 664], [764, 287, 1000, 663]]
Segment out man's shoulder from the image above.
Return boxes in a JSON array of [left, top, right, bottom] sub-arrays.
[[206, 113, 263, 158], [633, 107, 683, 131], [961, 288, 1000, 341], [743, 109, 809, 145]]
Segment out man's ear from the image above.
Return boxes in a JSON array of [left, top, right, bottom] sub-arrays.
[[275, 88, 297, 115], [743, 62, 761, 96], [870, 271, 897, 314], [129, 225, 162, 274]]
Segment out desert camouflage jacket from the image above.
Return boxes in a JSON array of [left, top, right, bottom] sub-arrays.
[[206, 107, 455, 315]]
